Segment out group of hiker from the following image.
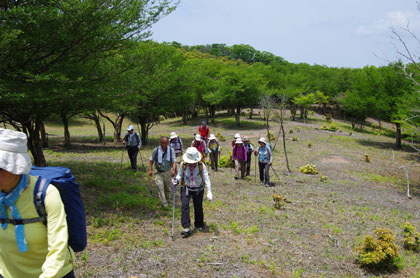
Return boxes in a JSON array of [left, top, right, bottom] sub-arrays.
[[0, 121, 275, 277]]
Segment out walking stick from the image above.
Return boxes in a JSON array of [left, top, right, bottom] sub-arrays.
[[270, 165, 281, 182], [171, 179, 177, 241], [254, 153, 257, 183], [138, 150, 147, 173]]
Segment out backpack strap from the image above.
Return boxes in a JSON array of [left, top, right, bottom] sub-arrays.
[[34, 177, 50, 226], [180, 162, 204, 187], [0, 217, 46, 225], [181, 162, 186, 186]]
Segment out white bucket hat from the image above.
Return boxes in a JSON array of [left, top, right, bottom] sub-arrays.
[[234, 133, 241, 139], [195, 134, 202, 141], [258, 137, 266, 144], [183, 147, 202, 164], [243, 136, 250, 142], [235, 138, 243, 144], [170, 132, 178, 139], [127, 125, 134, 131], [0, 128, 32, 175], [208, 134, 217, 140]]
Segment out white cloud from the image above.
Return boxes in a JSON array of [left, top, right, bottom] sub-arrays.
[[355, 10, 420, 35]]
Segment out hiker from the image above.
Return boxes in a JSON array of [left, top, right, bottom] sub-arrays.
[[232, 133, 241, 147], [191, 134, 207, 163], [243, 136, 255, 176], [232, 138, 247, 179], [149, 136, 177, 207], [173, 147, 213, 237], [254, 137, 273, 186], [0, 129, 75, 278], [169, 132, 184, 164], [122, 125, 142, 171], [207, 134, 221, 171], [198, 121, 210, 143]]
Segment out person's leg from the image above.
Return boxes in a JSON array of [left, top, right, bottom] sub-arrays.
[[181, 187, 192, 228], [240, 160, 246, 178], [192, 189, 204, 229], [163, 170, 172, 203], [214, 152, 219, 171], [132, 148, 138, 170], [234, 159, 240, 179], [155, 172, 168, 206], [265, 163, 270, 185], [246, 155, 251, 176], [62, 270, 75, 278], [127, 147, 135, 169], [259, 162, 264, 182]]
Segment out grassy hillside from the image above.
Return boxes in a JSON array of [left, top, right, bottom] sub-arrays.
[[37, 111, 420, 277]]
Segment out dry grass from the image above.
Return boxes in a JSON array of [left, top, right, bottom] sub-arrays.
[[35, 111, 420, 278]]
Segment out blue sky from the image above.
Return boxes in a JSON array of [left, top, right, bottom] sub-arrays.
[[150, 0, 420, 68]]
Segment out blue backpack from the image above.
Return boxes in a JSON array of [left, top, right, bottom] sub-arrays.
[[29, 166, 87, 252]]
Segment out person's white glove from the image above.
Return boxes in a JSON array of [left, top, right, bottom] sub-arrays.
[[207, 191, 213, 201]]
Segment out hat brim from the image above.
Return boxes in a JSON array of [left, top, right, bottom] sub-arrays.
[[183, 151, 202, 164], [0, 150, 32, 175], [170, 135, 177, 139]]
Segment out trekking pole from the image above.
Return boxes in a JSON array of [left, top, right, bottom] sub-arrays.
[[254, 154, 257, 183], [171, 179, 177, 241], [138, 150, 147, 173], [270, 165, 281, 182]]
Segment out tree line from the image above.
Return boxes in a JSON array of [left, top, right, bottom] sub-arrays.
[[1, 1, 419, 167]]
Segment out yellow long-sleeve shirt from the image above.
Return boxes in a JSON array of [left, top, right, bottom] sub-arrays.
[[0, 175, 74, 278]]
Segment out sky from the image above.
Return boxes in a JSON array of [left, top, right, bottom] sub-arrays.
[[150, 0, 420, 68]]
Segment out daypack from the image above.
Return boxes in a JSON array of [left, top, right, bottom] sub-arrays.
[[181, 162, 204, 188], [193, 140, 205, 154], [198, 126, 209, 138], [170, 137, 182, 153], [29, 166, 87, 252]]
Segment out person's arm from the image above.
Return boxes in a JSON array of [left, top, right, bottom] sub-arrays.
[[232, 146, 236, 160], [244, 146, 247, 162], [268, 147, 273, 164], [40, 186, 72, 278], [175, 163, 183, 182], [122, 134, 128, 144], [179, 138, 184, 154], [171, 148, 176, 177], [149, 148, 156, 176], [250, 144, 254, 152], [201, 163, 212, 201], [137, 133, 142, 149]]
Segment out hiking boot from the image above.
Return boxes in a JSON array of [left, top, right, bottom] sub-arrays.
[[265, 183, 270, 187], [181, 228, 192, 237]]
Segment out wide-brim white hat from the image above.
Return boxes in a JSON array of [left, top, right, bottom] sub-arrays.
[[258, 137, 266, 144], [195, 134, 202, 141], [127, 125, 134, 131], [183, 147, 202, 163], [170, 132, 177, 139], [209, 134, 217, 140], [0, 128, 32, 175], [235, 138, 243, 144], [234, 133, 241, 139], [243, 136, 250, 141]]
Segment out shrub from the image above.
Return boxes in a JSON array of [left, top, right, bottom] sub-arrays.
[[321, 124, 328, 130], [308, 142, 313, 148], [320, 174, 328, 182], [292, 136, 298, 142], [356, 228, 400, 271], [365, 154, 370, 163], [349, 132, 353, 136], [321, 123, 337, 132], [403, 222, 420, 251], [216, 132, 226, 142], [325, 113, 332, 122], [299, 164, 318, 175], [267, 131, 276, 141], [219, 152, 234, 168], [295, 127, 301, 132], [289, 129, 294, 134]]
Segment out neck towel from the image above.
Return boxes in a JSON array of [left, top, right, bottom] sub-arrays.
[[158, 145, 171, 164], [0, 174, 29, 252], [260, 146, 266, 161]]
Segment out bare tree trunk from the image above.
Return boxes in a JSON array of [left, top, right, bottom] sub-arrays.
[[235, 106, 241, 127], [182, 111, 188, 124], [61, 112, 71, 148], [24, 118, 47, 167], [99, 111, 125, 143], [139, 120, 150, 145], [249, 108, 253, 119], [40, 121, 48, 148]]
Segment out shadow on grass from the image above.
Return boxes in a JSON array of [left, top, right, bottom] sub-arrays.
[[48, 160, 164, 220]]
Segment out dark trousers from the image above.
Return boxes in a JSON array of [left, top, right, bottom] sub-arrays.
[[181, 187, 204, 229], [126, 146, 138, 170], [246, 152, 252, 175], [63, 270, 75, 278], [210, 151, 218, 171], [259, 162, 270, 184]]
